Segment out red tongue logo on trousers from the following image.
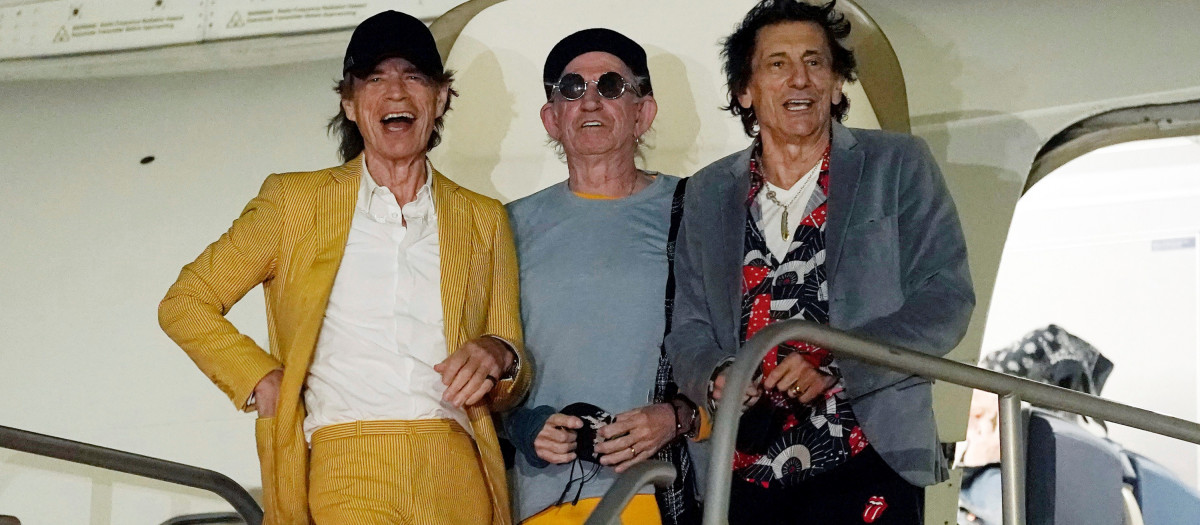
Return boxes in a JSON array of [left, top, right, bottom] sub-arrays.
[[862, 495, 887, 523]]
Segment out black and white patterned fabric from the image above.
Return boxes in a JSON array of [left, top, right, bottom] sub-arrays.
[[980, 324, 1113, 396], [732, 141, 868, 488]]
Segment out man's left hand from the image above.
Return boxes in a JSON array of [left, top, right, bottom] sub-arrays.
[[594, 403, 677, 473], [764, 352, 837, 404], [434, 337, 513, 407]]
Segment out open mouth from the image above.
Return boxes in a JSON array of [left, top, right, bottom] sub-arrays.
[[581, 120, 603, 129], [381, 112, 415, 131], [784, 99, 814, 111]]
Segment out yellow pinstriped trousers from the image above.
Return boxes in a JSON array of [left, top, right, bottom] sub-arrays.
[[308, 420, 491, 524]]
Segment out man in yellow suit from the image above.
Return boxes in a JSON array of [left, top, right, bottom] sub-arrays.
[[158, 11, 528, 524]]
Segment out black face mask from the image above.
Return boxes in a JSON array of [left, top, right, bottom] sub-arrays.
[[555, 402, 615, 506], [560, 402, 616, 464]]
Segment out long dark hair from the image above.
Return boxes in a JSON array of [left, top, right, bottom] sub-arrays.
[[721, 0, 858, 137]]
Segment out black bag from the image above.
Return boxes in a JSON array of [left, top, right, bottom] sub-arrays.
[[652, 178, 702, 525]]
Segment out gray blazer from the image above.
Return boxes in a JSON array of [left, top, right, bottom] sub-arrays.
[[665, 122, 975, 486]]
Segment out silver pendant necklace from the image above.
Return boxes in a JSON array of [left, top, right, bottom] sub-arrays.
[[762, 162, 821, 240]]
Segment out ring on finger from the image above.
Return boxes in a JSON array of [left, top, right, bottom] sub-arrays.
[[484, 374, 499, 384], [789, 384, 804, 396], [629, 446, 638, 456]]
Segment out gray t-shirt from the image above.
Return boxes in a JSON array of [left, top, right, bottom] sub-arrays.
[[505, 173, 680, 520]]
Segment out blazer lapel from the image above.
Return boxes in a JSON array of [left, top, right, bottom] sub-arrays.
[[433, 169, 470, 355], [289, 159, 359, 370], [825, 122, 864, 279], [275, 157, 358, 452]]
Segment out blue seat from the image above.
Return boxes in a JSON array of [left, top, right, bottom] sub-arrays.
[[1126, 451, 1200, 525], [1025, 409, 1126, 525]]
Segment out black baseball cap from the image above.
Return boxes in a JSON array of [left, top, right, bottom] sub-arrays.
[[343, 10, 443, 78], [542, 28, 652, 98]]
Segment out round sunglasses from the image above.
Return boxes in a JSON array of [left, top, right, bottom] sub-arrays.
[[547, 71, 642, 101]]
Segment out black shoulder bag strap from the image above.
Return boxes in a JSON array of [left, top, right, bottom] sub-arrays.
[[652, 177, 701, 525]]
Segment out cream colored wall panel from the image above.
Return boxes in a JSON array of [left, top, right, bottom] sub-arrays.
[[856, 0, 1200, 125], [0, 58, 342, 524]]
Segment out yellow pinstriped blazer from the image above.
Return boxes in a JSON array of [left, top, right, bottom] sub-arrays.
[[158, 155, 529, 525]]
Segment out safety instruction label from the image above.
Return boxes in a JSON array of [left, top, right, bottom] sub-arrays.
[[207, 1, 450, 39], [0, 1, 203, 60], [0, 0, 454, 60], [208, 2, 372, 40]]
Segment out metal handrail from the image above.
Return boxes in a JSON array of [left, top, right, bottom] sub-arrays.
[[703, 320, 1200, 525], [0, 425, 262, 525], [161, 512, 245, 525], [583, 460, 677, 525]]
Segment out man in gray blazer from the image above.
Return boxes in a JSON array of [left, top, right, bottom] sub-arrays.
[[664, 1, 974, 523]]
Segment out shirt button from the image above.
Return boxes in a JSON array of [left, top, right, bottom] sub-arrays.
[[389, 212, 399, 219]]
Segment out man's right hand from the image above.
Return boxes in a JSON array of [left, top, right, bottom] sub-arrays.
[[253, 369, 283, 418], [534, 413, 583, 464], [711, 370, 761, 411]]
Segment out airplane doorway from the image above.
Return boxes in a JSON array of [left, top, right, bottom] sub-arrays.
[[983, 134, 1200, 489]]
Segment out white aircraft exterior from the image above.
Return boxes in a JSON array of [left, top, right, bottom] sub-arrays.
[[1, 0, 1198, 523]]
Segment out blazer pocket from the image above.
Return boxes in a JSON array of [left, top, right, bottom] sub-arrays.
[[843, 214, 898, 239], [837, 215, 903, 308]]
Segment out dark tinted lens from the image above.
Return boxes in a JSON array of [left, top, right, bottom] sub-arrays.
[[596, 72, 628, 99], [557, 73, 586, 100]]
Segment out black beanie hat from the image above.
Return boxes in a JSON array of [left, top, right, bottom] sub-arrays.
[[542, 28, 652, 98]]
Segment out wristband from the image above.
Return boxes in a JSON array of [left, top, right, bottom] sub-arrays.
[[670, 397, 700, 439]]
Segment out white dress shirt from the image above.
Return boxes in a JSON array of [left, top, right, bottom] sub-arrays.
[[302, 158, 470, 440]]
